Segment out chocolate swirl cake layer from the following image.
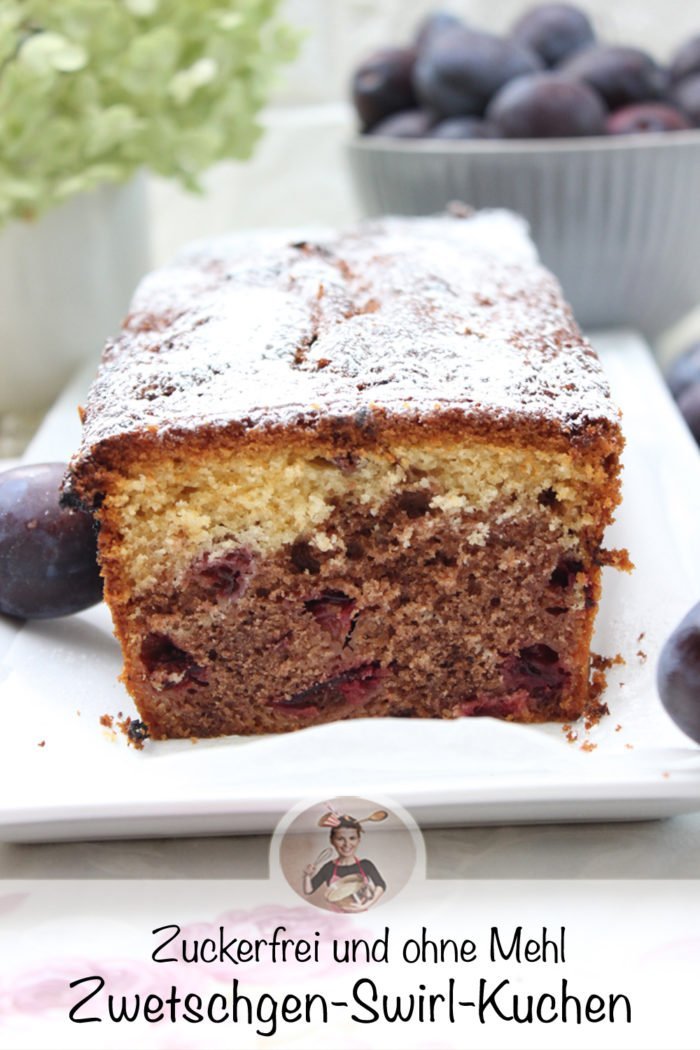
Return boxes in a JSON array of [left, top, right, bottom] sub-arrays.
[[66, 210, 624, 738]]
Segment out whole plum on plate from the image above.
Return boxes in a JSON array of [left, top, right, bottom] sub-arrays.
[[0, 463, 102, 620], [415, 11, 465, 52], [671, 74, 700, 127], [352, 47, 416, 130], [414, 26, 542, 118], [511, 3, 595, 68], [666, 342, 700, 399], [606, 103, 691, 135], [562, 45, 666, 109], [670, 33, 700, 83], [657, 602, 700, 744], [677, 384, 700, 443], [366, 109, 435, 138], [431, 116, 501, 139], [486, 71, 606, 137]]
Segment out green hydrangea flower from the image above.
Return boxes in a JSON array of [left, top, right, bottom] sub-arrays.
[[0, 0, 298, 226]]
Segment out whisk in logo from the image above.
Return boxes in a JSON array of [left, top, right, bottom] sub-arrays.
[[272, 796, 424, 913]]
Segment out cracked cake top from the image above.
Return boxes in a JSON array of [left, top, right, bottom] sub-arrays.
[[71, 209, 620, 481]]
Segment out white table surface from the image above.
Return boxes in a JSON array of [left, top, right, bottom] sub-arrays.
[[1, 812, 699, 879]]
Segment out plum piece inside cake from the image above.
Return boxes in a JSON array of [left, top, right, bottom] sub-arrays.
[[66, 211, 625, 738]]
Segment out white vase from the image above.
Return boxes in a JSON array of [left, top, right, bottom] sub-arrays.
[[0, 175, 149, 417]]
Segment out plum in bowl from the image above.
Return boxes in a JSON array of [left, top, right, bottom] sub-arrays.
[[347, 6, 700, 336]]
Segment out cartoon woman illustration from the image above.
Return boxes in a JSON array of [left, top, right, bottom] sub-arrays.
[[302, 804, 388, 912]]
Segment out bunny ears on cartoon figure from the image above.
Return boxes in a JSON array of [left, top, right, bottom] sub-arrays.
[[317, 802, 389, 828]]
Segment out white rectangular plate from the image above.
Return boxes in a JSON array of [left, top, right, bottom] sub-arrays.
[[1, 331, 699, 841]]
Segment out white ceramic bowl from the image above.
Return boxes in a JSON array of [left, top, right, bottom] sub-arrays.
[[0, 176, 149, 415], [348, 131, 700, 337]]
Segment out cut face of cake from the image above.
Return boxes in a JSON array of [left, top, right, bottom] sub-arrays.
[[66, 211, 625, 738]]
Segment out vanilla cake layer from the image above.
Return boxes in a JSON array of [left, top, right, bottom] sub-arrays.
[[108, 438, 610, 597], [66, 210, 625, 739]]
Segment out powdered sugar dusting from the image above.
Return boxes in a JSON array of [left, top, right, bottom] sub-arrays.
[[75, 211, 618, 462]]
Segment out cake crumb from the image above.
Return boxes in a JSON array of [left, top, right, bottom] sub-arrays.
[[598, 548, 634, 572], [637, 631, 646, 643], [580, 740, 597, 752], [625, 742, 634, 750], [585, 652, 624, 726], [615, 723, 622, 732], [562, 724, 579, 743], [586, 677, 609, 722], [637, 650, 647, 663], [584, 698, 609, 730], [116, 716, 150, 750], [37, 740, 45, 748], [100, 712, 150, 748], [661, 771, 670, 779], [591, 652, 626, 671]]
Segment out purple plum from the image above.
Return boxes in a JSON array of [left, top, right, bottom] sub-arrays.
[[431, 116, 501, 139], [0, 463, 102, 620], [670, 33, 700, 84], [606, 102, 691, 134], [366, 109, 434, 138], [666, 342, 700, 399], [677, 383, 700, 444], [352, 47, 417, 130], [414, 26, 542, 118], [487, 71, 606, 137], [671, 74, 700, 127], [415, 11, 465, 52], [511, 3, 595, 67], [657, 601, 700, 743], [562, 45, 666, 109]]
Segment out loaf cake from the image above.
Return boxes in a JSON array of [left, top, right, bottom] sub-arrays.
[[65, 210, 625, 739]]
